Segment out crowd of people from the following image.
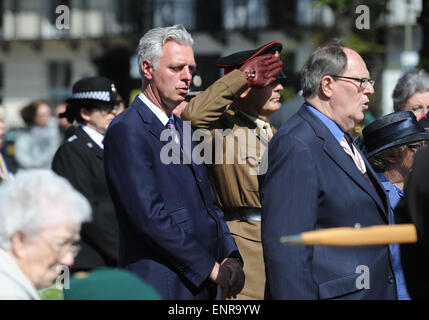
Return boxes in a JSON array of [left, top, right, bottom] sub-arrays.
[[1, 24, 429, 300]]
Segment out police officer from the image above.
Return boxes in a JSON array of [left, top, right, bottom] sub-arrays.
[[52, 76, 119, 273]]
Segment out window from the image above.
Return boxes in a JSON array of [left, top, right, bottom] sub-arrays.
[[222, 0, 267, 31], [153, 0, 195, 31], [47, 62, 71, 106]]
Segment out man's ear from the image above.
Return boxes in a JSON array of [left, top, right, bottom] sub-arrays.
[[320, 75, 335, 98], [11, 231, 27, 258], [239, 87, 252, 99], [141, 59, 154, 81]]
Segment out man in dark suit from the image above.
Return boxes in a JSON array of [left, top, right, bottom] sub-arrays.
[[52, 76, 119, 272], [259, 41, 397, 299], [103, 24, 244, 300]]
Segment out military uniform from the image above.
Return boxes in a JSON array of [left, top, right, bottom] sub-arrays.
[[182, 69, 277, 299]]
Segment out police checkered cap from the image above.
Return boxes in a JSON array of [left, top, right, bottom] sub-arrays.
[[71, 91, 110, 102], [67, 76, 117, 104]]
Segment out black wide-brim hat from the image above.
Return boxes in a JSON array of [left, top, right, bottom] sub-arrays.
[[216, 41, 286, 84], [361, 110, 429, 159], [66, 76, 118, 106]]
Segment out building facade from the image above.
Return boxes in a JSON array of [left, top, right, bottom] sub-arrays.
[[0, 0, 423, 127]]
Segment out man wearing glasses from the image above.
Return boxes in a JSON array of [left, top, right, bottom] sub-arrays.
[[52, 76, 119, 275], [260, 41, 397, 299]]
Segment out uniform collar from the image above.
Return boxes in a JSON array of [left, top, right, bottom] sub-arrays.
[[81, 125, 104, 150]]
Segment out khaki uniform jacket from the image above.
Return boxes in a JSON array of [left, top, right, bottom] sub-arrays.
[[182, 69, 277, 220], [181, 69, 277, 299]]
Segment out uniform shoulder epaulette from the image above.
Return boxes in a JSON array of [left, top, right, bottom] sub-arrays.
[[67, 135, 77, 142]]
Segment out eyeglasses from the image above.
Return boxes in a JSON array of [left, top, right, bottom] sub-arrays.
[[407, 143, 425, 151], [40, 237, 81, 258], [330, 75, 375, 89]]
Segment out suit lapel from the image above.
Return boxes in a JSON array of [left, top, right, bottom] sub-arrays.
[[299, 106, 388, 218], [131, 97, 173, 148]]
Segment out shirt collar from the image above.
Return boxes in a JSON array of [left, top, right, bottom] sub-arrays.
[[81, 125, 104, 149], [239, 110, 270, 130], [376, 172, 404, 197], [306, 103, 344, 144], [139, 92, 169, 126]]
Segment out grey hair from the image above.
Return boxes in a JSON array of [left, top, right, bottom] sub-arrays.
[[369, 145, 408, 172], [392, 69, 429, 111], [137, 24, 194, 79], [0, 169, 92, 249], [301, 40, 348, 99]]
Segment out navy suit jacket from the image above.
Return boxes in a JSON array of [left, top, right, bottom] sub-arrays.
[[103, 96, 240, 300], [260, 105, 397, 300]]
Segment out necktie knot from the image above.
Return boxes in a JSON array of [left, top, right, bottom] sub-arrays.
[[167, 117, 176, 129], [340, 134, 366, 174]]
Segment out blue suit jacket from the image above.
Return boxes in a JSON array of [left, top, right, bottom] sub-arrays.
[[260, 105, 397, 300], [104, 96, 240, 300]]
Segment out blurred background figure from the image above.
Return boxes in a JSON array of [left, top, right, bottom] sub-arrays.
[[52, 76, 119, 274], [0, 169, 91, 300], [173, 71, 203, 118], [0, 106, 12, 181], [115, 95, 127, 115], [63, 267, 161, 300], [55, 103, 75, 141], [269, 92, 304, 129], [0, 107, 17, 176], [14, 100, 61, 169], [360, 110, 429, 300], [393, 69, 429, 120]]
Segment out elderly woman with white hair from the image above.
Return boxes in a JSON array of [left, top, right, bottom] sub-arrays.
[[0, 169, 91, 299], [393, 69, 429, 120]]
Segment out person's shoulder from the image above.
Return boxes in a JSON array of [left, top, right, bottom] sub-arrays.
[[56, 130, 89, 154], [0, 271, 36, 300]]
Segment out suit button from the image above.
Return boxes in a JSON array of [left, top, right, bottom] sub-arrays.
[[197, 177, 203, 183], [387, 275, 394, 284]]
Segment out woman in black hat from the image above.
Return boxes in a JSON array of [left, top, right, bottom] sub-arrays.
[[52, 76, 119, 273], [360, 110, 429, 300]]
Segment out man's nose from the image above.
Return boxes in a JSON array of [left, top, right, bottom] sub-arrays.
[[364, 82, 375, 95], [182, 66, 192, 81]]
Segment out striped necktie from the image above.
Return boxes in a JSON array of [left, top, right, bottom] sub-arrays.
[[341, 134, 374, 187], [341, 134, 366, 174], [167, 117, 180, 144]]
